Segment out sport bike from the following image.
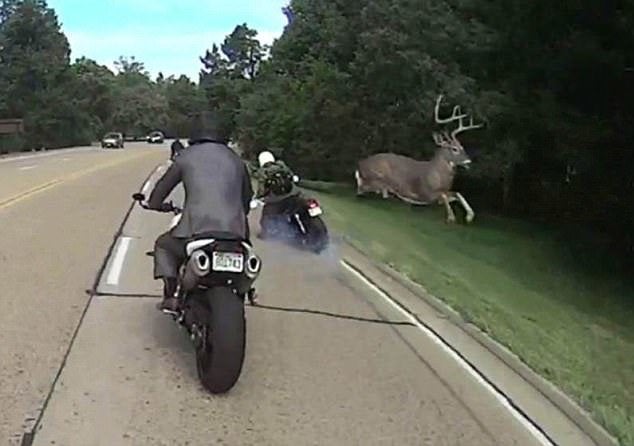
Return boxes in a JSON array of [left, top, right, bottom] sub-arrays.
[[133, 193, 262, 394]]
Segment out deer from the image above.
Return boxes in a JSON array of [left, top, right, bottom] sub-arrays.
[[354, 95, 483, 223]]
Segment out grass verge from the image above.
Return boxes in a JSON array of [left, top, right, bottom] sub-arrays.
[[308, 184, 634, 445]]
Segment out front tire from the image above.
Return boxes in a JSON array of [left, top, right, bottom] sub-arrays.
[[195, 287, 246, 394]]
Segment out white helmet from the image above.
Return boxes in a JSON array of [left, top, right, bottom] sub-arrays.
[[258, 151, 275, 167]]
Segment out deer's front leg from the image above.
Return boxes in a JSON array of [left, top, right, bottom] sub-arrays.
[[440, 193, 457, 223], [454, 192, 475, 223]]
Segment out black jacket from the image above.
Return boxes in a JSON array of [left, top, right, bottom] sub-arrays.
[[148, 140, 253, 239]]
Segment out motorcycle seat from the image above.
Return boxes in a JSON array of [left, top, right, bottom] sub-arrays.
[[189, 231, 243, 242]]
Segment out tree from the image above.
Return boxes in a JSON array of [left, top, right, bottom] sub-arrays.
[[114, 55, 148, 76], [200, 43, 227, 79], [110, 57, 169, 137], [221, 23, 265, 79], [0, 0, 90, 148], [210, 0, 634, 255], [72, 57, 116, 137], [163, 75, 206, 137], [199, 24, 266, 140], [0, 0, 17, 24]]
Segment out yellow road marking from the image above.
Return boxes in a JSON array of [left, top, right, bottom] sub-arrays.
[[0, 151, 156, 210], [0, 179, 63, 208]]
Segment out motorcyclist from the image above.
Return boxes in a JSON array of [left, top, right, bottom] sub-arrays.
[[253, 150, 300, 239], [146, 112, 254, 312], [170, 138, 184, 160]]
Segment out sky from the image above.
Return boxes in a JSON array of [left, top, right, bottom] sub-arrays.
[[47, 0, 289, 80]]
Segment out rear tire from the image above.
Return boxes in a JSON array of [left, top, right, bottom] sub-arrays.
[[306, 216, 329, 254], [196, 287, 246, 394]]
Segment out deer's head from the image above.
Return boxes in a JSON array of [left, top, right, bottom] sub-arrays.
[[432, 95, 483, 169]]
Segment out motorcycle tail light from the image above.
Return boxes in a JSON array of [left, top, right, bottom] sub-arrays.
[[307, 199, 320, 208]]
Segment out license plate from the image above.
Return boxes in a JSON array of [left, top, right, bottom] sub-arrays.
[[308, 206, 323, 217], [212, 252, 244, 273]]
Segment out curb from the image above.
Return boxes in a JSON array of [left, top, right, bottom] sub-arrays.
[[340, 237, 619, 446]]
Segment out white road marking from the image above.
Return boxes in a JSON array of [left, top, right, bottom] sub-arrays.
[[141, 179, 152, 196], [18, 165, 37, 171], [340, 260, 555, 446], [140, 162, 169, 201], [0, 146, 94, 164], [106, 237, 132, 286]]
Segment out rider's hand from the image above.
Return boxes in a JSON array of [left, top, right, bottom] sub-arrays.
[[159, 202, 175, 213]]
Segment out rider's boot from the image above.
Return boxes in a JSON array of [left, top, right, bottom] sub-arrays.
[[247, 287, 259, 305], [160, 278, 180, 312]]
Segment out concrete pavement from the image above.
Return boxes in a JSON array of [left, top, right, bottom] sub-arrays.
[[1, 144, 598, 445], [0, 143, 168, 444]]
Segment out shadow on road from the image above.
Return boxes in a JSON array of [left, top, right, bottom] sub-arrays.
[[249, 303, 414, 326], [93, 292, 414, 327]]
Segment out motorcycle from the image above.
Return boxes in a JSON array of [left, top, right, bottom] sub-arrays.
[[254, 175, 330, 254], [132, 193, 262, 394]]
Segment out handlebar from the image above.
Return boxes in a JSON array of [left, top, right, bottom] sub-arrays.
[[132, 193, 181, 215]]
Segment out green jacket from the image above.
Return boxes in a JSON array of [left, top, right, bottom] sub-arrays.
[[253, 160, 299, 203]]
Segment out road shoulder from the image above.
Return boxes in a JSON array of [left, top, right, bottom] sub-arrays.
[[339, 240, 618, 446]]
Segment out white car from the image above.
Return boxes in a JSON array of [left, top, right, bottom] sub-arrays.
[[146, 131, 164, 144], [101, 132, 124, 149]]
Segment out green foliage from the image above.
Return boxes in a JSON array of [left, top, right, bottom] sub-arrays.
[[199, 24, 267, 142], [204, 0, 634, 255], [105, 56, 166, 137], [71, 57, 116, 138], [0, 0, 83, 148], [0, 3, 206, 150], [161, 75, 206, 138]]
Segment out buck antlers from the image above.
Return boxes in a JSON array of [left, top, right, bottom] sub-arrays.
[[433, 95, 483, 146]]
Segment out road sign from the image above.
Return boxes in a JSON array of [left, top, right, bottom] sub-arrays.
[[0, 119, 24, 135]]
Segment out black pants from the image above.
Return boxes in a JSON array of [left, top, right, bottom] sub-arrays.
[[154, 217, 252, 279], [153, 232, 187, 280]]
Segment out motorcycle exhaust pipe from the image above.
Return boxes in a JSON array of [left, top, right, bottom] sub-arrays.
[[191, 251, 211, 276], [181, 250, 211, 291], [242, 242, 262, 280]]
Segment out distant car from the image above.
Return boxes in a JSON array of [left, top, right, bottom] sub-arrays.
[[102, 132, 124, 149], [146, 131, 164, 144]]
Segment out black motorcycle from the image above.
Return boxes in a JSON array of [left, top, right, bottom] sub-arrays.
[[132, 193, 262, 394], [257, 178, 330, 254]]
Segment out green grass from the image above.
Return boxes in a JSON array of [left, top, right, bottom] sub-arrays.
[[310, 185, 634, 445]]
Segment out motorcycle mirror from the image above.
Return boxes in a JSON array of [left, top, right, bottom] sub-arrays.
[[132, 193, 145, 201]]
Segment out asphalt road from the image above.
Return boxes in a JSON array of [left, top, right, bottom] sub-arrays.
[[0, 143, 591, 446]]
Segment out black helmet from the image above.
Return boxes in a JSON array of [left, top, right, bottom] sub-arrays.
[[188, 110, 229, 145]]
